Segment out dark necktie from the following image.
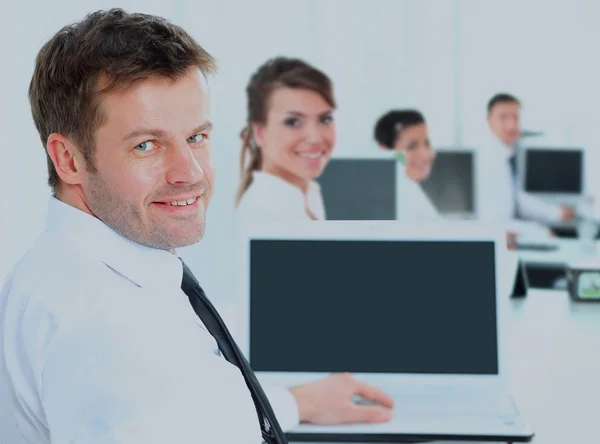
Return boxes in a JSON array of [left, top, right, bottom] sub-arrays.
[[508, 154, 517, 178], [508, 154, 519, 218], [180, 260, 288, 444]]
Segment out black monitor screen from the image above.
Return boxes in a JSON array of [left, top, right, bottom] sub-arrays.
[[249, 239, 498, 375], [525, 149, 583, 194], [317, 159, 396, 220]]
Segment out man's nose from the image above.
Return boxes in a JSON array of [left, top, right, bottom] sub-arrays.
[[165, 143, 205, 185]]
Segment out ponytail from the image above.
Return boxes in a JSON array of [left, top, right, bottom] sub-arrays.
[[235, 125, 262, 207]]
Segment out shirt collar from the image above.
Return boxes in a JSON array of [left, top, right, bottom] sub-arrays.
[[487, 131, 516, 162], [45, 196, 184, 291]]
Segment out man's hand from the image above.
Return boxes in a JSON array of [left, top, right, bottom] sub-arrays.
[[561, 205, 576, 222], [288, 373, 394, 425]]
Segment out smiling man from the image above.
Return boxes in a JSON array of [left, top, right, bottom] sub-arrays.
[[0, 8, 393, 444], [69, 72, 214, 250]]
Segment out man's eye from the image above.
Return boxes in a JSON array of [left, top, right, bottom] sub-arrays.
[[134, 141, 155, 152], [187, 134, 206, 143]]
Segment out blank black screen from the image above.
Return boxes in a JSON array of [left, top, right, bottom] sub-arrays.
[[317, 159, 396, 220], [525, 149, 583, 193], [249, 240, 498, 375]]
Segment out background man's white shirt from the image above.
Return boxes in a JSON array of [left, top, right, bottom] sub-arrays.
[[476, 132, 562, 238]]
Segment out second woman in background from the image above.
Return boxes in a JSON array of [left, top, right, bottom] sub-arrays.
[[235, 57, 335, 220], [374, 110, 440, 221]]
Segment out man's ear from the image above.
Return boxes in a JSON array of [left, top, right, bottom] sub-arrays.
[[46, 133, 86, 186]]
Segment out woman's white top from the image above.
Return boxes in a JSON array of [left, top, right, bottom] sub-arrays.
[[236, 171, 326, 221], [398, 175, 440, 221]]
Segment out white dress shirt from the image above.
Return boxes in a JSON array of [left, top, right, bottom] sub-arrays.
[[476, 133, 562, 237], [397, 175, 441, 221], [0, 197, 298, 444], [236, 171, 326, 221]]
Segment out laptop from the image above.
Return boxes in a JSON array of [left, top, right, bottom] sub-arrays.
[[236, 221, 534, 442]]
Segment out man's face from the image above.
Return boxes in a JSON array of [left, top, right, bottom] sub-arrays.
[[487, 101, 521, 147], [81, 68, 214, 250]]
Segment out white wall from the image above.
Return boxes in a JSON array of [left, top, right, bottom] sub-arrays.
[[2, 0, 600, 300], [459, 0, 600, 146]]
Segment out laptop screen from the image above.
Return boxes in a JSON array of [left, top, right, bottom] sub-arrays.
[[249, 239, 498, 375]]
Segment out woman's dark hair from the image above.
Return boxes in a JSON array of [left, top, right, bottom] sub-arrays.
[[373, 109, 426, 149], [235, 56, 336, 206]]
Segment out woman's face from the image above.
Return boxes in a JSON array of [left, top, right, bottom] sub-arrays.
[[393, 123, 435, 182], [253, 87, 335, 192]]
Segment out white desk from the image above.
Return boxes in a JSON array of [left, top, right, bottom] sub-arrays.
[[502, 289, 600, 444], [220, 290, 600, 444]]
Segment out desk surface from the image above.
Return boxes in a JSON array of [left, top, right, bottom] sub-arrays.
[[504, 289, 600, 444], [270, 290, 600, 444]]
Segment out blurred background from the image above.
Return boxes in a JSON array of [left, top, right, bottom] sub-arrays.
[[2, 0, 600, 299]]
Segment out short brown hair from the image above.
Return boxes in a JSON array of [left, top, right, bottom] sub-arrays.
[[487, 93, 520, 115], [235, 57, 336, 205], [29, 8, 217, 192]]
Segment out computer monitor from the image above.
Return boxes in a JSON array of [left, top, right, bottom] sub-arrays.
[[316, 158, 399, 220], [522, 147, 584, 201], [419, 150, 475, 217]]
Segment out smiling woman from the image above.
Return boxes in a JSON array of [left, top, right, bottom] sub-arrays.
[[234, 57, 336, 221], [374, 109, 440, 221]]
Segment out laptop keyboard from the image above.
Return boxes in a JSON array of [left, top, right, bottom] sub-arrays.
[[391, 392, 517, 419], [516, 242, 558, 251]]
